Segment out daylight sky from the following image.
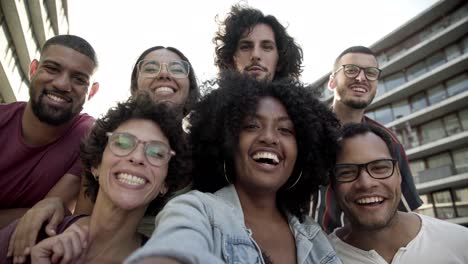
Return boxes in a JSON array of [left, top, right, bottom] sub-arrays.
[[68, 0, 439, 117]]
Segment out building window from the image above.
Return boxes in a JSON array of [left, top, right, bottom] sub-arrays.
[[453, 147, 468, 174], [406, 61, 427, 81], [426, 51, 446, 71], [445, 43, 461, 61], [462, 35, 468, 53], [365, 110, 376, 120], [460, 108, 468, 130], [377, 82, 386, 97], [410, 92, 428, 112], [416, 195, 435, 218], [446, 73, 468, 96], [427, 152, 452, 169], [384, 72, 406, 91], [443, 114, 462, 136], [427, 84, 447, 105], [392, 99, 411, 119], [374, 105, 393, 125], [420, 119, 445, 144], [409, 159, 426, 177], [432, 190, 456, 219], [454, 187, 468, 217]]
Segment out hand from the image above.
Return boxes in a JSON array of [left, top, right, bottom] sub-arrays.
[[8, 197, 67, 263], [30, 224, 89, 264]]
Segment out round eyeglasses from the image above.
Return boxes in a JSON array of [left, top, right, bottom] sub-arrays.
[[106, 132, 175, 166], [334, 64, 382, 81], [334, 159, 397, 183], [137, 60, 190, 79]]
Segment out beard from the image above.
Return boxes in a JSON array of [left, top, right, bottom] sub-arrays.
[[342, 98, 372, 109], [29, 85, 80, 126]]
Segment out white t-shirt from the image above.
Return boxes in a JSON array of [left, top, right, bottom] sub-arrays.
[[329, 213, 468, 264]]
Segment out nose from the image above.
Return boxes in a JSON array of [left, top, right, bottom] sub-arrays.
[[258, 126, 278, 145], [251, 45, 261, 62], [127, 143, 146, 166], [52, 73, 72, 92], [355, 69, 367, 82], [157, 64, 171, 80], [354, 167, 378, 189]]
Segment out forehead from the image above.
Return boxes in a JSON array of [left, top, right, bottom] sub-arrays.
[[113, 118, 169, 144], [143, 49, 182, 62], [338, 53, 378, 68], [254, 96, 289, 119], [241, 23, 276, 43], [41, 45, 96, 75], [337, 132, 391, 164]]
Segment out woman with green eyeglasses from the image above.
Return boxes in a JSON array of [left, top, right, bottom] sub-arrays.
[[0, 93, 189, 263]]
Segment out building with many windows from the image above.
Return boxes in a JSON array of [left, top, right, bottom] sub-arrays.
[[313, 0, 468, 226], [0, 0, 69, 103]]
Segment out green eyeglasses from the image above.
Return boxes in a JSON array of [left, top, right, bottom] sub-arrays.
[[137, 60, 190, 79], [106, 132, 175, 166]]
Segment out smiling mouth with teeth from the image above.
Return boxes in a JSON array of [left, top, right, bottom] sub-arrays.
[[252, 152, 279, 165], [356, 196, 384, 205]]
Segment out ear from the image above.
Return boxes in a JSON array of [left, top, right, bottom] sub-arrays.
[[29, 59, 40, 79], [328, 74, 336, 91], [87, 82, 99, 101], [159, 182, 169, 197], [91, 167, 100, 180]]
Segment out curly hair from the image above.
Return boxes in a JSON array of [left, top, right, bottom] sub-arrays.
[[130, 46, 200, 115], [81, 92, 190, 214], [214, 4, 303, 80], [188, 71, 340, 220]]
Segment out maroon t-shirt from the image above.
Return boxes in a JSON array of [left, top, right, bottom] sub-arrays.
[[0, 102, 94, 208]]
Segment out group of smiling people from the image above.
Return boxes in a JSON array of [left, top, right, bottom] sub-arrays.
[[2, 3, 468, 264]]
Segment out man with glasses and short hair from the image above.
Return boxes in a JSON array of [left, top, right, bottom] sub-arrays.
[[314, 46, 422, 234], [328, 123, 468, 263]]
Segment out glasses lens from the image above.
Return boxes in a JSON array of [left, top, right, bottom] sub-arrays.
[[365, 67, 380, 80], [139, 61, 161, 77], [343, 65, 360, 78], [145, 142, 171, 166], [168, 61, 190, 78], [109, 133, 136, 156], [335, 165, 358, 182], [367, 159, 394, 178]]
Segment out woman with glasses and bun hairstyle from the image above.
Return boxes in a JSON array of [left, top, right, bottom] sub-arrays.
[[0, 93, 189, 263], [130, 46, 200, 116]]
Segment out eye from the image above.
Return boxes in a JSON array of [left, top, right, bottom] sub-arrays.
[[278, 127, 294, 135], [43, 65, 59, 74], [238, 43, 252, 51], [113, 135, 135, 150], [262, 43, 275, 51], [73, 76, 89, 86]]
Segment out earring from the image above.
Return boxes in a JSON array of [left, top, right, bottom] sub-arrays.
[[286, 170, 302, 190], [93, 174, 99, 181], [224, 161, 232, 185]]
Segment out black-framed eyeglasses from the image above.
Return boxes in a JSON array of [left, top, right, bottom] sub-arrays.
[[106, 132, 175, 166], [334, 159, 397, 183], [334, 64, 382, 81], [137, 60, 190, 79]]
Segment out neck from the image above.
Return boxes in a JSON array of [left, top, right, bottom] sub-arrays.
[[81, 192, 146, 262], [338, 212, 421, 263], [21, 102, 74, 146], [332, 101, 365, 125], [234, 184, 283, 224]]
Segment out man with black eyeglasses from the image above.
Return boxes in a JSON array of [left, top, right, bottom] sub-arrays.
[[328, 123, 468, 263], [313, 46, 422, 234]]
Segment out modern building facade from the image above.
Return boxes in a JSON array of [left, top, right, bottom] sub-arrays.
[[314, 0, 468, 226], [0, 0, 69, 103]]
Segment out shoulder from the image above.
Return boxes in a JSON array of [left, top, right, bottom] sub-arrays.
[[71, 113, 95, 131], [0, 102, 26, 125]]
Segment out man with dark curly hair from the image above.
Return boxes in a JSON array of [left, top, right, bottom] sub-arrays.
[[126, 72, 342, 264], [213, 4, 303, 81], [314, 46, 422, 234]]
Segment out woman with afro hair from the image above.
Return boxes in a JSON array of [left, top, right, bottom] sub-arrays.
[[126, 72, 342, 264]]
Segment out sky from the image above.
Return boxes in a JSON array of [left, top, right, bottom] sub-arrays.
[[68, 0, 439, 118]]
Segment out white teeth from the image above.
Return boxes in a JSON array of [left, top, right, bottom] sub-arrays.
[[116, 173, 146, 186], [154, 87, 175, 95], [351, 87, 366, 93], [252, 152, 279, 164], [356, 196, 384, 204], [46, 93, 66, 102]]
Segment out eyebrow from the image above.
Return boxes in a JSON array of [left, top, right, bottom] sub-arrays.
[[251, 114, 292, 123]]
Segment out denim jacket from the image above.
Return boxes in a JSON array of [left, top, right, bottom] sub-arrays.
[[125, 185, 341, 264]]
